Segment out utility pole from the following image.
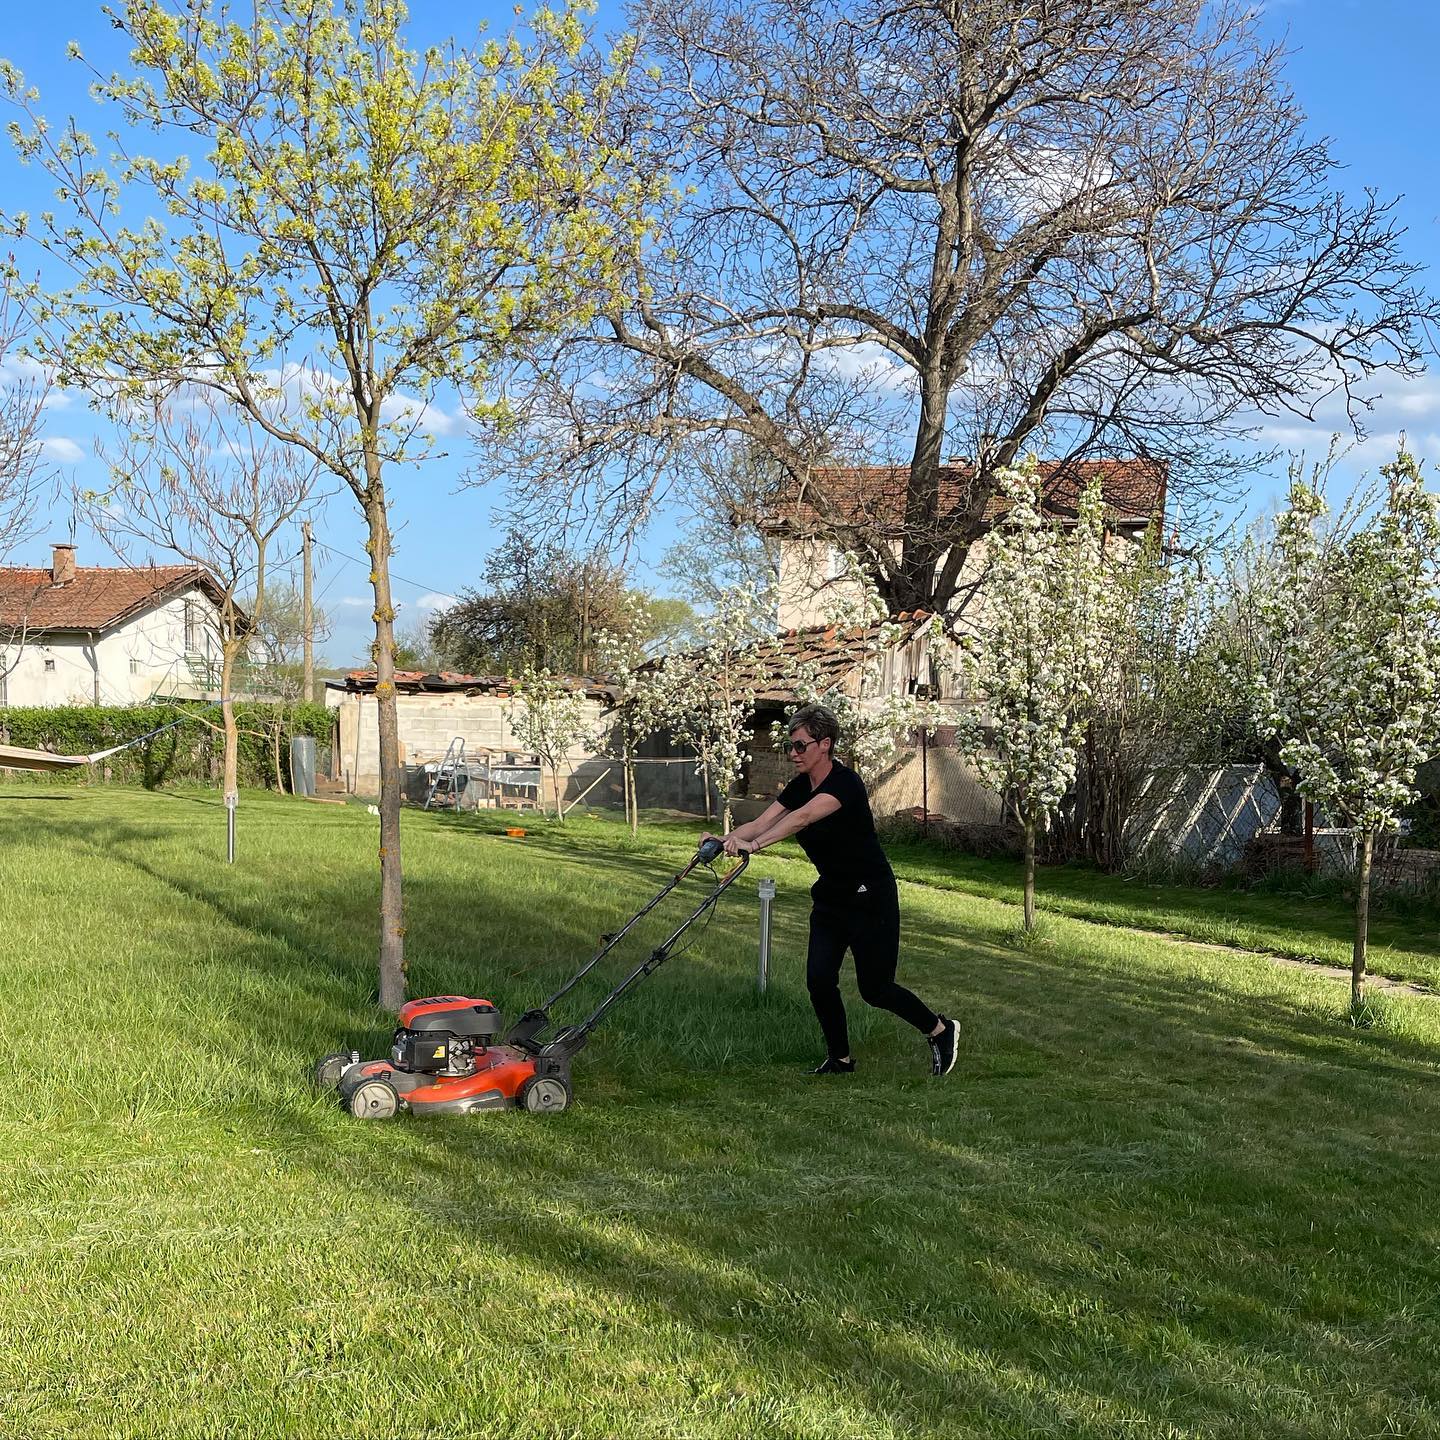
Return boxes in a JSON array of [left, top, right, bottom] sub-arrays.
[[301, 520, 315, 704]]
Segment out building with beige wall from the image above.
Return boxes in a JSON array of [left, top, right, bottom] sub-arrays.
[[326, 670, 616, 809]]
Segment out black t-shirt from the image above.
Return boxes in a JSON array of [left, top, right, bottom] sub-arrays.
[[777, 760, 894, 905]]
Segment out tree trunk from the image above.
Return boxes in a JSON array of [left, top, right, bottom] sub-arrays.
[[272, 722, 286, 795], [898, 364, 946, 610], [1262, 737, 1304, 835], [552, 762, 564, 821], [363, 482, 407, 1012], [1352, 829, 1374, 1013], [1023, 815, 1037, 932], [623, 732, 638, 838], [221, 644, 239, 864]]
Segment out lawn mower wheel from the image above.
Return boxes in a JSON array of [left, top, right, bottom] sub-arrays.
[[348, 1077, 400, 1120]]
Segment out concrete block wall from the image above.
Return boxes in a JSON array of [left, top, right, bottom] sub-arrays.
[[332, 689, 608, 802]]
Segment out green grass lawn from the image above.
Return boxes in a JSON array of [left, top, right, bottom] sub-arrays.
[[3, 785, 1440, 1439], [885, 839, 1440, 991]]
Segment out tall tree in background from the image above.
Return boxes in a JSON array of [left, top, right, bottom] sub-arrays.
[[431, 532, 696, 675], [431, 532, 631, 676], [87, 398, 320, 844], [3, 0, 649, 1007], [503, 0, 1436, 623], [0, 283, 52, 705]]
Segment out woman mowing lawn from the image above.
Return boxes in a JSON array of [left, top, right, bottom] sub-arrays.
[[703, 703, 960, 1076]]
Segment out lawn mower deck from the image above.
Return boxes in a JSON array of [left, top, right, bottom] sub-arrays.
[[314, 837, 747, 1119]]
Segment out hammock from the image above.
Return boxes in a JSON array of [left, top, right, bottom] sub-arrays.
[[0, 704, 226, 774], [0, 744, 96, 773], [0, 737, 146, 773]]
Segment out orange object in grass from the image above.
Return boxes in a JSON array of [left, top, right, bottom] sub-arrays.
[[505, 827, 527, 838]]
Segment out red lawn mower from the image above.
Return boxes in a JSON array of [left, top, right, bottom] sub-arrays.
[[313, 837, 748, 1119]]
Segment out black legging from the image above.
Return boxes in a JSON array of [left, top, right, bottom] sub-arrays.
[[806, 879, 938, 1058]]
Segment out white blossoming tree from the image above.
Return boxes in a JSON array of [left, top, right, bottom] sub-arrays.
[[955, 461, 1109, 931], [655, 583, 776, 833], [506, 668, 594, 823], [1248, 450, 1440, 1013], [596, 596, 671, 837]]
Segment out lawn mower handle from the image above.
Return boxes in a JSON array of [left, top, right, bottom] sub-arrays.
[[538, 847, 750, 1059], [532, 838, 747, 1021]]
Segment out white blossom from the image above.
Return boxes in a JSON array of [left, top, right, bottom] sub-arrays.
[[506, 666, 594, 822], [1244, 447, 1440, 1005]]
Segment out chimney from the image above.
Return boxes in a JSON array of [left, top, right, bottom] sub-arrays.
[[51, 543, 76, 586]]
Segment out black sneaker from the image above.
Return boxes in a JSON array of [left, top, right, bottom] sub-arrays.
[[928, 1016, 960, 1076], [808, 1056, 856, 1075]]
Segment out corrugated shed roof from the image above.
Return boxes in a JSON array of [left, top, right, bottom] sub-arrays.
[[0, 564, 228, 633], [334, 670, 619, 702], [643, 611, 934, 702]]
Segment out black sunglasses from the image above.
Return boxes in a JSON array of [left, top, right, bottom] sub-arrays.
[[784, 737, 819, 754]]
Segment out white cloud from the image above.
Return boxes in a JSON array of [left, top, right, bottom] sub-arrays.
[[380, 393, 466, 438], [253, 364, 467, 439], [0, 356, 72, 410], [339, 595, 370, 608], [40, 436, 86, 463], [415, 591, 457, 610]]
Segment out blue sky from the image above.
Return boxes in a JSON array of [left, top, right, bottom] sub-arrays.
[[2, 0, 1437, 664]]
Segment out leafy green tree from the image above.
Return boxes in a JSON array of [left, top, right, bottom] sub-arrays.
[[430, 533, 630, 676], [430, 531, 695, 675], [2, 0, 647, 1008]]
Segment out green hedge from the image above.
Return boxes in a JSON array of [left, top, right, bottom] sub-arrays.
[[0, 702, 334, 789]]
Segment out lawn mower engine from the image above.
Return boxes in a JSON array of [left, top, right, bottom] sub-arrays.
[[314, 996, 574, 1120]]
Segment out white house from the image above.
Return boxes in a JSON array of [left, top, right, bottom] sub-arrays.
[[0, 544, 228, 708]]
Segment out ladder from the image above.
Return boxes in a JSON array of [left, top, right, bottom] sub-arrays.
[[424, 737, 466, 810]]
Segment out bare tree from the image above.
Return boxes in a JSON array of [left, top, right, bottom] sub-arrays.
[[0, 282, 52, 706], [502, 0, 1437, 622], [88, 397, 321, 840]]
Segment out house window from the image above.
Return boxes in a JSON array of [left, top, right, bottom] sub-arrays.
[[826, 546, 848, 581], [43, 658, 55, 673], [184, 599, 201, 655], [130, 659, 141, 675]]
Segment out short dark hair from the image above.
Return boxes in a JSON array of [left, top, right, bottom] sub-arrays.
[[788, 703, 840, 752]]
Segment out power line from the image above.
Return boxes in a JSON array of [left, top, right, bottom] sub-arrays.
[[312, 538, 459, 605]]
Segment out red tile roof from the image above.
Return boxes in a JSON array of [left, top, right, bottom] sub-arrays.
[[765, 459, 1167, 535], [0, 564, 228, 633], [644, 612, 934, 702]]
